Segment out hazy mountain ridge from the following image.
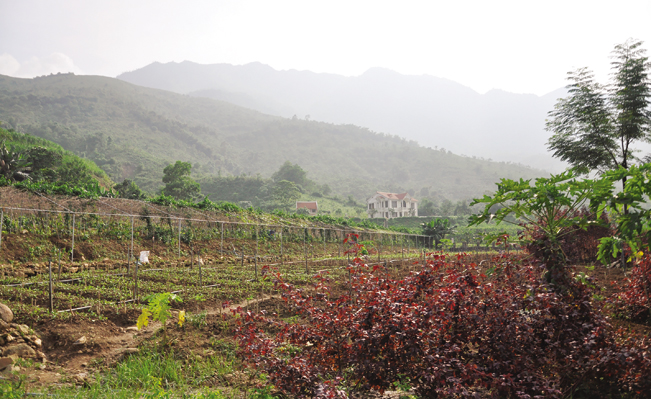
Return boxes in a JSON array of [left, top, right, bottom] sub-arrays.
[[0, 72, 546, 203], [118, 61, 568, 171]]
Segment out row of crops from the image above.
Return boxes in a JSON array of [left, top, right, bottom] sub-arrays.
[[0, 204, 437, 320]]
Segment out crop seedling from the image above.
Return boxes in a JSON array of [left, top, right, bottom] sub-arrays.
[[137, 292, 182, 331]]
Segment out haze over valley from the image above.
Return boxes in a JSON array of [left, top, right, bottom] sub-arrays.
[[119, 61, 568, 172]]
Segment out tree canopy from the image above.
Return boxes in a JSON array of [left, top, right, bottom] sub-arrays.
[[546, 39, 650, 177], [161, 160, 201, 201]]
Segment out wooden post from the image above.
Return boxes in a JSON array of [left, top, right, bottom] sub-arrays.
[[134, 260, 139, 301], [71, 213, 76, 262], [255, 225, 259, 281], [220, 222, 224, 255], [178, 219, 182, 258], [323, 228, 326, 259], [304, 228, 308, 274], [199, 251, 203, 287], [0, 209, 3, 249], [57, 249, 62, 281], [280, 228, 284, 265], [130, 216, 134, 263], [48, 260, 53, 312]]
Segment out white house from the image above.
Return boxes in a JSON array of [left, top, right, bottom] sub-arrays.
[[366, 192, 418, 218]]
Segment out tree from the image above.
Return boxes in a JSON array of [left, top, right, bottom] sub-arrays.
[[272, 180, 301, 210], [162, 161, 201, 201], [546, 40, 650, 186], [23, 146, 61, 181], [272, 161, 307, 188], [114, 179, 146, 200], [422, 218, 455, 249]]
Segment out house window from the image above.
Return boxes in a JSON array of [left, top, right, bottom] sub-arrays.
[[402, 201, 406, 207], [368, 203, 374, 209], [399, 212, 402, 217], [411, 203, 415, 209], [392, 201, 397, 208], [385, 201, 389, 208]]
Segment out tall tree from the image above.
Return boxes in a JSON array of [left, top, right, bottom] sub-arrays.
[[272, 161, 307, 187], [162, 161, 201, 201], [547, 39, 650, 185], [272, 180, 301, 210]]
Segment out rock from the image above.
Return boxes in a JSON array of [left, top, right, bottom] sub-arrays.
[[3, 343, 37, 358], [21, 229, 28, 234], [72, 336, 87, 345], [36, 351, 46, 362], [123, 348, 139, 354], [0, 303, 13, 323], [5, 334, 15, 343], [125, 326, 138, 332], [16, 324, 29, 336], [1, 364, 19, 374], [0, 357, 13, 370], [0, 336, 4, 346], [30, 337, 42, 347], [0, 319, 8, 332]]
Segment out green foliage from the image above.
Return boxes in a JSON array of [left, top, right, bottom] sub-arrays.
[[114, 179, 147, 200], [470, 171, 608, 281], [589, 164, 651, 261], [421, 218, 455, 249], [162, 161, 201, 201], [547, 40, 650, 175], [137, 292, 182, 330], [272, 180, 301, 210], [0, 140, 31, 181], [272, 160, 307, 187]]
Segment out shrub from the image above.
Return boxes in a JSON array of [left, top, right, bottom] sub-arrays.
[[235, 246, 651, 397], [524, 208, 613, 265], [610, 254, 651, 322]]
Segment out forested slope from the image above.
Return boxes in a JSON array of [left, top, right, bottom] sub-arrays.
[[0, 73, 546, 201]]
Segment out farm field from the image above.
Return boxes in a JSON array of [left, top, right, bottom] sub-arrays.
[[1, 188, 650, 398]]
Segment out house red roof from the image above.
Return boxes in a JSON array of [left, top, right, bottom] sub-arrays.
[[375, 192, 418, 202], [296, 201, 318, 210]]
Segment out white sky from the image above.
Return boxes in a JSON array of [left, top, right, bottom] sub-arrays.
[[0, 0, 650, 95]]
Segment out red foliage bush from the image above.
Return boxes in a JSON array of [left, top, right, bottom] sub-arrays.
[[235, 238, 651, 398], [610, 255, 651, 322], [524, 208, 613, 265]]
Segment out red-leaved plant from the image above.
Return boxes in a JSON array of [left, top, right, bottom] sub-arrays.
[[610, 254, 651, 322], [234, 235, 651, 398]]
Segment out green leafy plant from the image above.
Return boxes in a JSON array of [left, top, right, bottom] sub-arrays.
[[470, 171, 609, 285], [137, 292, 182, 330]]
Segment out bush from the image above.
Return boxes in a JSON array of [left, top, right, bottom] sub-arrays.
[[524, 208, 613, 265], [610, 254, 651, 322], [235, 245, 651, 398]]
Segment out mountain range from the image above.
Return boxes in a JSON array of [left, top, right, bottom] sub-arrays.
[[0, 71, 547, 204], [118, 61, 568, 171]]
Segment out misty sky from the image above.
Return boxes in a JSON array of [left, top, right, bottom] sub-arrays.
[[1, 0, 650, 96]]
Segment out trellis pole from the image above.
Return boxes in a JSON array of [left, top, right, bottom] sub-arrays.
[[48, 260, 54, 312], [304, 228, 308, 274], [0, 209, 3, 249], [130, 216, 134, 263], [178, 219, 182, 258], [220, 222, 224, 255], [71, 214, 76, 262], [280, 227, 284, 265], [255, 225, 259, 281]]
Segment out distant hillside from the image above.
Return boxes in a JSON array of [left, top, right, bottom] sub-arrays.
[[0, 73, 546, 203], [118, 61, 567, 171]]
